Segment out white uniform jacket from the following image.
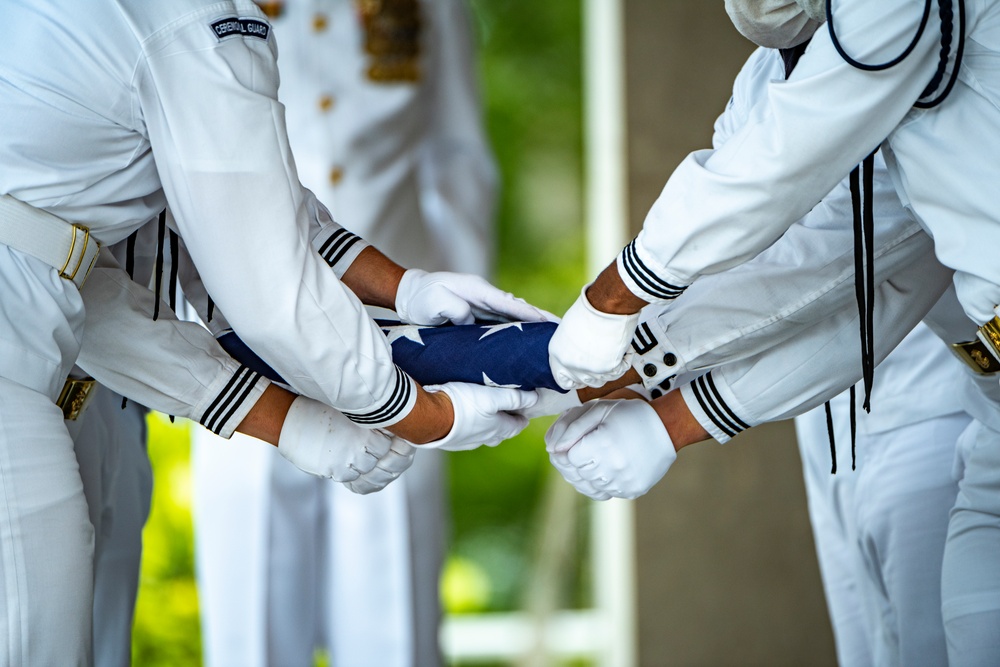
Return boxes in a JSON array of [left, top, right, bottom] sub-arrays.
[[0, 0, 413, 428], [624, 49, 973, 442], [618, 0, 1000, 327]]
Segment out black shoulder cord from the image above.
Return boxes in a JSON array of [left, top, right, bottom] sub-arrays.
[[152, 210, 167, 321], [826, 0, 965, 109], [850, 151, 877, 412], [825, 401, 838, 474], [168, 230, 180, 313], [125, 230, 138, 280], [817, 0, 964, 471], [781, 41, 857, 474], [149, 210, 177, 421], [849, 385, 857, 470]]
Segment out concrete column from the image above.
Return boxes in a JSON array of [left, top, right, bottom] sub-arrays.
[[623, 2, 837, 664]]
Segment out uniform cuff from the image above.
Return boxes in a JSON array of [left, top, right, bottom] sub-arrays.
[[679, 371, 753, 444], [312, 226, 369, 278], [196, 361, 271, 438], [616, 238, 688, 303], [341, 366, 417, 429], [629, 317, 686, 396]]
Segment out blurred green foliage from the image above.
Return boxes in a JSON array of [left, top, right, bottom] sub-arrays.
[[132, 415, 202, 666], [133, 0, 586, 663], [447, 0, 587, 618]]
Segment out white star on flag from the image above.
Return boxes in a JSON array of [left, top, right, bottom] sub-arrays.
[[482, 372, 521, 389], [384, 326, 426, 346], [478, 321, 523, 340]]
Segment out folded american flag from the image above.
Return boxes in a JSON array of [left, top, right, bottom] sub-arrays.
[[218, 320, 565, 392]]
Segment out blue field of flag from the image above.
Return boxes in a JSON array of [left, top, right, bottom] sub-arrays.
[[218, 320, 565, 392]]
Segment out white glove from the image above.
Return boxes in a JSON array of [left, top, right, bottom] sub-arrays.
[[548, 286, 638, 390], [516, 388, 582, 420], [419, 382, 537, 451], [278, 396, 413, 493], [395, 269, 556, 325], [345, 439, 416, 495], [545, 399, 676, 500]]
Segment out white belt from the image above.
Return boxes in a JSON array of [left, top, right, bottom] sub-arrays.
[[0, 194, 101, 289]]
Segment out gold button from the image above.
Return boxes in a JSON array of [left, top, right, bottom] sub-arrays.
[[318, 95, 335, 112], [312, 13, 328, 31], [255, 1, 284, 19], [329, 166, 344, 185]]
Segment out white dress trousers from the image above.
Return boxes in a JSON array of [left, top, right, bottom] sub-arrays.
[[795, 324, 969, 667], [68, 387, 152, 667]]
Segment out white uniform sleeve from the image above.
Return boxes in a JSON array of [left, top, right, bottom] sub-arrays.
[[631, 213, 928, 394], [76, 248, 269, 438], [710, 48, 775, 150], [417, 0, 499, 276], [627, 49, 924, 394], [678, 251, 954, 443], [133, 9, 414, 427], [171, 197, 367, 338], [304, 188, 371, 277], [618, 0, 942, 301]]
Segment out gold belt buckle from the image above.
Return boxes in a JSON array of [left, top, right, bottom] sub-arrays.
[[57, 377, 97, 421], [976, 314, 1000, 370], [951, 339, 1000, 374]]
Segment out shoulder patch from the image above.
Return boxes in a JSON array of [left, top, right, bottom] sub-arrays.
[[210, 17, 270, 41]]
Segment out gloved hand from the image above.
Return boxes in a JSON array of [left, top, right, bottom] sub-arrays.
[[545, 399, 676, 500], [345, 439, 416, 495], [516, 388, 582, 420], [278, 396, 413, 493], [548, 286, 638, 390], [419, 382, 537, 451], [395, 269, 556, 326]]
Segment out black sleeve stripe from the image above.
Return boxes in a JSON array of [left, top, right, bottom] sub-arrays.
[[631, 322, 658, 355], [690, 377, 737, 438], [214, 370, 265, 435], [327, 235, 361, 268], [201, 366, 262, 434], [344, 367, 413, 425], [691, 373, 747, 438], [621, 240, 686, 300], [705, 372, 751, 430], [319, 229, 362, 267], [318, 228, 351, 257]]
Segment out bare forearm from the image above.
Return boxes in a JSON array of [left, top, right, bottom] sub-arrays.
[[586, 261, 649, 315], [234, 383, 297, 446], [576, 367, 642, 402], [233, 381, 453, 447], [385, 386, 454, 444], [340, 246, 406, 309], [651, 389, 709, 451]]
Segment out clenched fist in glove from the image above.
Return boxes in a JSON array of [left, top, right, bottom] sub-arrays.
[[395, 269, 555, 325], [548, 286, 638, 390], [545, 399, 676, 500], [278, 396, 414, 494], [418, 382, 537, 451]]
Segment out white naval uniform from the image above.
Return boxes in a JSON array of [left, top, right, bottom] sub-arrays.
[[607, 6, 1000, 660], [0, 1, 424, 663], [619, 48, 972, 666], [191, 2, 496, 666], [795, 323, 968, 667], [618, 0, 1000, 327], [67, 387, 151, 667]]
